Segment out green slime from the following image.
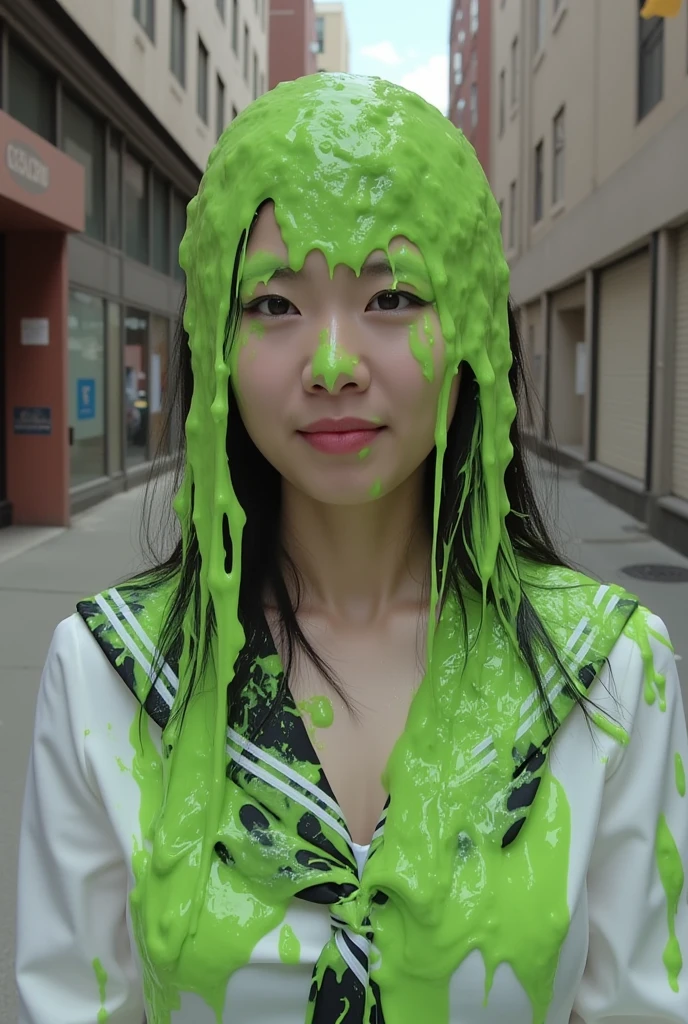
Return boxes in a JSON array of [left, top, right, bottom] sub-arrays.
[[118, 73, 681, 1023], [676, 753, 686, 798], [92, 957, 109, 1022], [279, 924, 302, 965], [299, 695, 335, 730], [656, 814, 685, 992]]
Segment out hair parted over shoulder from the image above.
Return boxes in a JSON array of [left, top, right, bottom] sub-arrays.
[[135, 72, 583, 736]]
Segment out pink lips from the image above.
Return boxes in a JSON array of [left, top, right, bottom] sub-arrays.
[[298, 418, 384, 455]]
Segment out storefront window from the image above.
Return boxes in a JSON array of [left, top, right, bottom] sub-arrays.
[[149, 315, 170, 457], [8, 44, 55, 142], [152, 175, 170, 274], [107, 131, 122, 249], [124, 152, 149, 264], [124, 309, 150, 466], [62, 94, 106, 241], [171, 192, 187, 282], [68, 290, 106, 486]]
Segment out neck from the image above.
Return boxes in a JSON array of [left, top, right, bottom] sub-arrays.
[[278, 468, 431, 624]]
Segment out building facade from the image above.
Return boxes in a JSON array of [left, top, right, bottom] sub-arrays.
[[491, 0, 688, 556], [449, 0, 491, 172], [1, 0, 268, 527], [315, 2, 350, 74], [269, 0, 318, 89]]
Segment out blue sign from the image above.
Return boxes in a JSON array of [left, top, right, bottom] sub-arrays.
[[14, 406, 52, 435], [77, 378, 96, 420]]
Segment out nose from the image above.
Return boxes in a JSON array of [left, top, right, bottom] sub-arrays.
[[303, 329, 371, 395]]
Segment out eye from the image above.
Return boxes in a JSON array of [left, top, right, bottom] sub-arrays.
[[245, 295, 299, 317], [367, 290, 424, 313]]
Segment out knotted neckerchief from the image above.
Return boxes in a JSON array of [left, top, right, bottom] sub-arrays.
[[77, 566, 639, 1023]]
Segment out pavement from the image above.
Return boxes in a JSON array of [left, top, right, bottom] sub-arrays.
[[1, 460, 688, 1018]]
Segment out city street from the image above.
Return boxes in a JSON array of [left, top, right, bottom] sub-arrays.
[[2, 459, 688, 1018]]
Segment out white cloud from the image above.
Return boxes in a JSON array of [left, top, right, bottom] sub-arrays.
[[359, 41, 404, 66], [397, 54, 450, 116]]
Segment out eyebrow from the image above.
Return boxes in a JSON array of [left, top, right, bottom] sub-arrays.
[[240, 251, 433, 294]]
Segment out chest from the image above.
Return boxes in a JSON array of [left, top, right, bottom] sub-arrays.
[[287, 611, 426, 845]]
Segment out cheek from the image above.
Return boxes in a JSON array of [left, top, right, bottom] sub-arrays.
[[232, 340, 286, 433]]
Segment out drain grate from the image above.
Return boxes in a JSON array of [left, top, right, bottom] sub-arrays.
[[621, 564, 688, 583]]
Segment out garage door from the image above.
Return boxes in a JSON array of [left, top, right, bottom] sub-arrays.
[[672, 225, 688, 500], [596, 251, 651, 480]]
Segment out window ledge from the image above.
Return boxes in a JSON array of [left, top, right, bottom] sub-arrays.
[[196, 123, 208, 139], [532, 48, 545, 73], [510, 103, 519, 122], [552, 3, 568, 34], [133, 32, 147, 54], [170, 81, 184, 103], [551, 199, 566, 219]]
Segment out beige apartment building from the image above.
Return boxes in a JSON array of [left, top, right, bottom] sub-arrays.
[[491, 0, 688, 554], [315, 2, 350, 73], [0, 0, 267, 527]]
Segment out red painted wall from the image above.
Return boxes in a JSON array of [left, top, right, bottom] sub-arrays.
[[269, 0, 318, 89], [5, 232, 70, 526], [448, 0, 491, 175]]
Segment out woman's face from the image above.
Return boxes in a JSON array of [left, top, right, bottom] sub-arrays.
[[233, 203, 459, 506]]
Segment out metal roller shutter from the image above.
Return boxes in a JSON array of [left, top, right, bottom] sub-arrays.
[[596, 251, 651, 480], [672, 226, 688, 500]]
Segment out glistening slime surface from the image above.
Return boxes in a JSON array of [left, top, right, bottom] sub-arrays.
[[120, 73, 683, 1022]]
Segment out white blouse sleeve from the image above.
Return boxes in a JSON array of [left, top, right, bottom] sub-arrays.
[[16, 618, 146, 1024], [573, 613, 688, 1023]]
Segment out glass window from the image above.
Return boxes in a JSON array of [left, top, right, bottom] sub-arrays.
[[107, 131, 122, 249], [171, 192, 187, 282], [453, 51, 463, 86], [197, 38, 209, 122], [125, 309, 150, 466], [124, 151, 149, 263], [152, 175, 169, 274], [170, 0, 187, 86], [216, 0, 226, 20], [470, 0, 479, 34], [534, 140, 544, 223], [244, 24, 250, 81], [316, 16, 325, 53], [638, 1, 664, 120], [232, 0, 239, 54], [253, 52, 258, 101], [499, 70, 505, 136], [552, 106, 565, 204], [8, 43, 55, 142], [62, 94, 105, 242], [509, 180, 517, 250], [216, 74, 226, 139], [68, 290, 106, 486], [260, 72, 265, 96], [149, 315, 170, 456], [533, 0, 545, 53], [511, 36, 519, 106], [232, 104, 239, 121], [107, 303, 122, 474], [134, 0, 155, 40]]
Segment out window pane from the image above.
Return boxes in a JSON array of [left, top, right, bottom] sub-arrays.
[[232, 0, 239, 53], [316, 16, 325, 53], [511, 37, 518, 105], [62, 95, 105, 241], [124, 151, 149, 263], [171, 0, 186, 86], [149, 315, 170, 456], [107, 131, 122, 248], [216, 74, 226, 139], [171, 192, 187, 282], [125, 309, 150, 466], [69, 290, 106, 486], [253, 52, 258, 100], [216, 0, 226, 19], [152, 175, 169, 274], [197, 39, 209, 121], [638, 16, 664, 119], [244, 25, 250, 80], [534, 142, 543, 222], [134, 0, 155, 39], [8, 44, 55, 142]]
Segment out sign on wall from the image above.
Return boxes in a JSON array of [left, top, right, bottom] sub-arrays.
[[20, 318, 50, 347], [13, 406, 52, 435], [6, 141, 50, 195], [77, 379, 96, 421]]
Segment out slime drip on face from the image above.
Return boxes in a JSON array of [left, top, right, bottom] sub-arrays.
[[124, 73, 622, 1023]]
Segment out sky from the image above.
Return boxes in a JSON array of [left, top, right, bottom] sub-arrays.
[[342, 0, 452, 115]]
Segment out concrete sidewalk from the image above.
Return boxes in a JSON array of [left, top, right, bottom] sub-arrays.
[[1, 462, 688, 1018]]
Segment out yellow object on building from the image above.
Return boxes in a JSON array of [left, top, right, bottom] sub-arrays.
[[640, 0, 682, 18]]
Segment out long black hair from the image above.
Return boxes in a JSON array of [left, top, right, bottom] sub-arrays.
[[137, 233, 579, 738]]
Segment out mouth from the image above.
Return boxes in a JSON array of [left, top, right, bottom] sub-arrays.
[[297, 418, 386, 455]]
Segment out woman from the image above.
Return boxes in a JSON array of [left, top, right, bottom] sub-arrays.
[[16, 73, 688, 1024]]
